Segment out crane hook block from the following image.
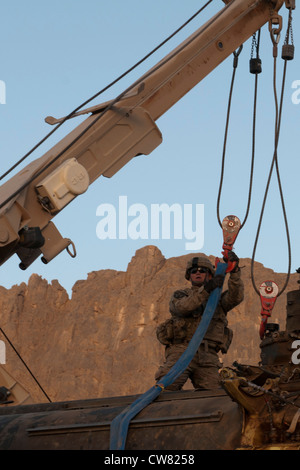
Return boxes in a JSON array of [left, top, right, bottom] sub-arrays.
[[215, 215, 241, 273], [221, 215, 241, 257], [259, 281, 279, 339]]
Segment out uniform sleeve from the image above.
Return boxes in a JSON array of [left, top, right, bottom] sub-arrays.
[[169, 287, 210, 317], [220, 269, 244, 313]]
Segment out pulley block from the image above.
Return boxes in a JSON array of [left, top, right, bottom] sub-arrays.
[[259, 281, 279, 339], [221, 215, 241, 256], [215, 215, 241, 273]]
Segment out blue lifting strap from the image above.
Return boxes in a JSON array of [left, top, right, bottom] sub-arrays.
[[109, 261, 228, 450]]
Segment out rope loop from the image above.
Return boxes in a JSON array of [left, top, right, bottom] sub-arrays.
[[217, 41, 258, 230], [251, 11, 292, 297]]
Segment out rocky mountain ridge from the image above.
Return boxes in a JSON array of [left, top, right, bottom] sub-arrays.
[[0, 245, 298, 403]]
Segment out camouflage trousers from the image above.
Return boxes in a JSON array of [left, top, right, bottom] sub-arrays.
[[155, 342, 221, 391]]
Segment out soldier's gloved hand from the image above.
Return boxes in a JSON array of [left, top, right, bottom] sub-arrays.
[[227, 251, 240, 273], [204, 274, 224, 293]]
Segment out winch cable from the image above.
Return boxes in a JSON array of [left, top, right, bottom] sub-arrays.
[[0, 326, 52, 403], [217, 31, 261, 231], [251, 12, 293, 297], [110, 261, 228, 450], [0, 3, 232, 213], [0, 1, 213, 182]]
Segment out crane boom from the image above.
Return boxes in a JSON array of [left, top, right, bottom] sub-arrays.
[[0, 0, 285, 270]]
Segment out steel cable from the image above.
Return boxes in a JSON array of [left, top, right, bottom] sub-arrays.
[[0, 1, 225, 212], [251, 55, 291, 297], [0, 326, 52, 403], [216, 35, 259, 230], [0, 1, 213, 182], [251, 9, 294, 297]]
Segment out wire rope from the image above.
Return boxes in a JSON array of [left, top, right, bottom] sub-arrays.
[[0, 1, 226, 212], [0, 1, 213, 182], [0, 326, 52, 403], [217, 31, 261, 230], [251, 19, 292, 297]]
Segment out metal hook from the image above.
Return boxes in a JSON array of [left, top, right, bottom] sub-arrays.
[[269, 13, 283, 44], [269, 14, 282, 57], [233, 45, 243, 68], [66, 240, 77, 258], [233, 45, 243, 57]]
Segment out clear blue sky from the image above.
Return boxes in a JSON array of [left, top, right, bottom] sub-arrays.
[[1, 0, 299, 296]]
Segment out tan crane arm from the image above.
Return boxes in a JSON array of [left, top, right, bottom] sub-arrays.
[[0, 0, 284, 269]]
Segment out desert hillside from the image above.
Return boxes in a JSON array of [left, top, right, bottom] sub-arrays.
[[0, 245, 298, 403]]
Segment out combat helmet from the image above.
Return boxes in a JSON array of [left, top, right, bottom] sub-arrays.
[[185, 255, 215, 280]]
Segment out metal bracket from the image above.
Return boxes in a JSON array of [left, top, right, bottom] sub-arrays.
[[40, 221, 76, 265], [45, 83, 145, 125], [285, 0, 296, 10], [269, 12, 283, 56]]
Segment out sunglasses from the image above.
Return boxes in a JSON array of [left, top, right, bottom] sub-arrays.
[[190, 267, 209, 274]]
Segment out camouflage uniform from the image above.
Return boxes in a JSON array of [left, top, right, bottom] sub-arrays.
[[155, 261, 244, 390]]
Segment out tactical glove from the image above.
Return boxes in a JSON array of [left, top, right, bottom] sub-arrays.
[[227, 251, 240, 273], [204, 274, 224, 293]]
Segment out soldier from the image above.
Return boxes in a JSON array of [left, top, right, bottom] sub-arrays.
[[155, 253, 244, 390]]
